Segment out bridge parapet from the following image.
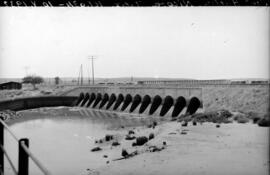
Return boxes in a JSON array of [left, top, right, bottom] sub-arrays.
[[63, 86, 203, 101]]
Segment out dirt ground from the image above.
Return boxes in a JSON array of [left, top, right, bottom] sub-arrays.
[[83, 121, 269, 175], [203, 86, 269, 115], [0, 84, 75, 101], [3, 106, 269, 175]]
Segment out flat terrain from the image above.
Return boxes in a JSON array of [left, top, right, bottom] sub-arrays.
[[95, 121, 269, 175], [1, 84, 269, 117], [0, 84, 75, 100], [5, 107, 269, 175]]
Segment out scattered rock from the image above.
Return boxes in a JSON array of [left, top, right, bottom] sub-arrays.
[[149, 133, 154, 140], [252, 117, 261, 124], [233, 113, 249, 123], [112, 141, 120, 146], [128, 130, 135, 135], [99, 139, 103, 144], [180, 131, 187, 135], [258, 118, 270, 127], [125, 135, 136, 140], [153, 121, 157, 127], [122, 149, 129, 158], [247, 111, 264, 121], [148, 145, 165, 152], [192, 121, 197, 125], [168, 132, 177, 135], [105, 135, 114, 141], [103, 155, 108, 158], [135, 136, 148, 146], [191, 110, 232, 123], [181, 122, 188, 127], [163, 141, 167, 146], [91, 147, 102, 152], [236, 116, 249, 123], [106, 161, 110, 164], [216, 124, 220, 128]]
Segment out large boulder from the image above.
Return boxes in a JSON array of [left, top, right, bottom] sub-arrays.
[[233, 113, 249, 123], [135, 136, 148, 146], [257, 114, 270, 127]]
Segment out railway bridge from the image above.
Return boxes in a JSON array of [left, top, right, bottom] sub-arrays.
[[0, 85, 203, 118], [64, 85, 203, 117]]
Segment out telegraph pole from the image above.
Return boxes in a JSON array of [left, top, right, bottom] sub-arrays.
[[88, 56, 97, 85], [78, 64, 83, 85], [81, 64, 83, 85]]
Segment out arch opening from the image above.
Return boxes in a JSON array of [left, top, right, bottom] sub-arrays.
[[106, 94, 116, 109], [76, 92, 85, 106], [81, 93, 90, 106], [139, 95, 151, 114], [86, 93, 96, 107], [172, 96, 186, 117], [149, 95, 162, 115], [129, 94, 142, 113], [121, 94, 132, 111], [113, 94, 124, 110], [160, 96, 174, 116], [186, 97, 201, 115], [92, 93, 102, 108], [99, 93, 109, 109]]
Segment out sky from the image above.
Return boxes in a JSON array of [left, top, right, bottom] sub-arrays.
[[0, 7, 269, 79]]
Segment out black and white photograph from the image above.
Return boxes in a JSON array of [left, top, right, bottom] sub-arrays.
[[0, 5, 269, 175]]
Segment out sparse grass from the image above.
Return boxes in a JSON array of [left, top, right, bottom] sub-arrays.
[[203, 86, 269, 115]]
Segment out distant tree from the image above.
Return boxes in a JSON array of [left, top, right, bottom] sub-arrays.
[[22, 75, 44, 89], [55, 77, 60, 85]]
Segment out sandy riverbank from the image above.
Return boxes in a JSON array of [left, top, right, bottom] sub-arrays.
[[2, 107, 269, 175], [83, 120, 269, 175]]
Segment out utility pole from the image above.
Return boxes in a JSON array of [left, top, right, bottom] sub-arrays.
[[81, 64, 83, 85], [78, 64, 83, 85], [88, 56, 97, 85]]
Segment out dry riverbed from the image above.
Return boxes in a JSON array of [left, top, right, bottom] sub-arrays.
[[1, 107, 269, 175], [82, 121, 269, 175]]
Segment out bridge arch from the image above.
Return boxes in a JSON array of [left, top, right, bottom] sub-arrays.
[[139, 95, 151, 114], [130, 94, 142, 113], [99, 93, 109, 109], [186, 97, 201, 115], [149, 95, 162, 115], [81, 93, 90, 106], [160, 96, 174, 116], [76, 92, 84, 106], [93, 93, 102, 108], [121, 94, 132, 111], [86, 93, 96, 107], [106, 93, 116, 109], [113, 94, 124, 110], [172, 96, 186, 117]]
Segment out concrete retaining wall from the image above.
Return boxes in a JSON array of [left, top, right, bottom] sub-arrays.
[[0, 96, 78, 111]]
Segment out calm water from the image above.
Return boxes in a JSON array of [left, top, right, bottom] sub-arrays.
[[4, 108, 162, 175]]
